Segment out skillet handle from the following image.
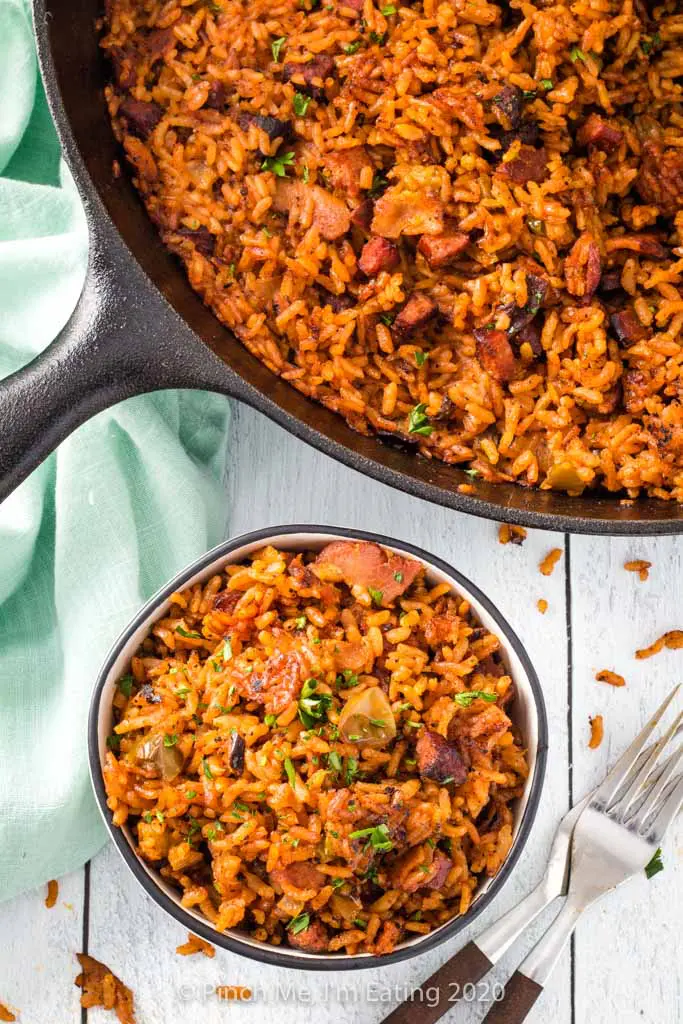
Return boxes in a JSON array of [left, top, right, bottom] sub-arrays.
[[0, 222, 236, 505]]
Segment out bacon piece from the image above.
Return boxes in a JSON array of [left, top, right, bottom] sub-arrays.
[[270, 862, 326, 894], [393, 293, 437, 337], [358, 236, 400, 276], [423, 852, 452, 890], [423, 613, 460, 646], [418, 229, 469, 269], [416, 729, 468, 784], [605, 234, 668, 260], [287, 919, 329, 952], [111, 45, 138, 90], [274, 180, 350, 240], [283, 55, 335, 100], [577, 113, 624, 152], [492, 85, 523, 130], [118, 98, 163, 140], [324, 146, 372, 198], [143, 26, 177, 62], [372, 185, 444, 238], [565, 232, 601, 298], [610, 308, 648, 346], [246, 650, 305, 714], [637, 142, 683, 217], [205, 80, 226, 109], [314, 540, 421, 604], [236, 111, 292, 143], [214, 590, 241, 613], [428, 87, 485, 131], [335, 640, 368, 671], [474, 328, 516, 383], [350, 197, 374, 231], [496, 145, 548, 184]]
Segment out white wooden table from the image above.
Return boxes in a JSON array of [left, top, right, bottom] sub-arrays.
[[1, 404, 681, 1024]]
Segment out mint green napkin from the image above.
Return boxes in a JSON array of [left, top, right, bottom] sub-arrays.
[[0, 0, 232, 903]]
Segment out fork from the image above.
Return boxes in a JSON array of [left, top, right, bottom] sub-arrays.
[[484, 686, 683, 1023]]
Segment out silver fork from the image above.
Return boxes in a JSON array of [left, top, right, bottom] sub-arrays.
[[484, 686, 683, 1023]]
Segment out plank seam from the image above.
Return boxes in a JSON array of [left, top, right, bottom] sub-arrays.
[[564, 534, 575, 1024], [81, 860, 90, 1024]]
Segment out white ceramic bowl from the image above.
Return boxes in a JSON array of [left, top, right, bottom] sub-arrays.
[[89, 525, 547, 969]]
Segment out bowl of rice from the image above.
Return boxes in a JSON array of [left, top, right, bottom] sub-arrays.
[[89, 526, 547, 968]]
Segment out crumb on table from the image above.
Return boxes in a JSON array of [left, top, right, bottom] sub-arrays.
[[588, 715, 604, 749], [176, 932, 216, 958], [45, 879, 58, 909], [499, 524, 527, 546], [539, 548, 563, 576], [595, 669, 625, 687], [0, 1001, 17, 1022], [635, 630, 683, 660], [537, 598, 548, 614], [624, 559, 651, 582]]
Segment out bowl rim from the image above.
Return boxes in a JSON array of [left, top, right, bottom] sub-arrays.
[[88, 524, 548, 970]]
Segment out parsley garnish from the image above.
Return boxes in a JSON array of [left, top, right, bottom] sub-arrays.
[[176, 626, 202, 639], [349, 823, 393, 851], [570, 46, 587, 63], [645, 847, 664, 880], [393, 571, 403, 582], [265, 713, 278, 726], [163, 733, 179, 747], [202, 757, 214, 780], [271, 36, 286, 62], [302, 163, 310, 183], [369, 31, 386, 45], [118, 675, 134, 698], [261, 151, 295, 177], [106, 733, 121, 752], [288, 912, 310, 934], [345, 756, 360, 784], [464, 468, 480, 479], [454, 690, 497, 707], [381, 3, 396, 12], [284, 757, 296, 787], [327, 751, 343, 773], [185, 790, 197, 799], [295, 615, 307, 629], [408, 403, 433, 436], [223, 638, 233, 661], [527, 218, 545, 235], [540, 78, 553, 90], [369, 171, 388, 197], [336, 669, 358, 689], [367, 586, 383, 606], [343, 40, 362, 54], [379, 311, 395, 326], [298, 677, 333, 727], [414, 350, 427, 367], [331, 876, 345, 888], [293, 92, 311, 116]]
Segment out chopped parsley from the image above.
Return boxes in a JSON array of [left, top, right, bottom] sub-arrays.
[[106, 733, 121, 752], [265, 713, 278, 726], [293, 92, 311, 116], [369, 31, 386, 45], [302, 163, 310, 183], [349, 823, 393, 851], [540, 78, 553, 90], [527, 218, 545, 235], [202, 757, 214, 780], [379, 311, 395, 326], [288, 912, 310, 934], [284, 757, 296, 787], [464, 468, 480, 479], [294, 615, 307, 630], [176, 626, 202, 639], [414, 350, 427, 367], [454, 690, 497, 707], [271, 36, 286, 62], [645, 847, 664, 880], [261, 151, 295, 177], [345, 756, 360, 784], [522, 89, 537, 100], [163, 733, 179, 747], [331, 877, 346, 888], [640, 33, 661, 55], [408, 403, 433, 436], [353, 917, 367, 928], [393, 570, 403, 582], [570, 46, 587, 64], [118, 675, 134, 698], [336, 669, 358, 689], [381, 3, 396, 12], [206, 823, 224, 840], [368, 586, 383, 606], [327, 751, 343, 773], [223, 638, 233, 661], [369, 170, 388, 198], [298, 677, 333, 727], [185, 790, 197, 799], [343, 40, 363, 54]]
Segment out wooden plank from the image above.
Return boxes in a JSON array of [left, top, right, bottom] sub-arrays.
[[0, 869, 84, 1022], [570, 534, 682, 1024], [86, 405, 571, 1024]]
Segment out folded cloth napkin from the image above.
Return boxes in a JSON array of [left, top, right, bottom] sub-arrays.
[[0, 0, 232, 903]]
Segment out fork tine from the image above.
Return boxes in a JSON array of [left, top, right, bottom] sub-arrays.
[[630, 745, 683, 833], [639, 773, 683, 843], [591, 685, 680, 808], [608, 711, 683, 819]]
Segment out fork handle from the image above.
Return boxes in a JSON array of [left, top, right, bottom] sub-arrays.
[[380, 941, 492, 1024], [483, 897, 585, 1023]]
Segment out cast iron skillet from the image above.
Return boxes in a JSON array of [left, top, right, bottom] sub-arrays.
[[1, 0, 681, 534]]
